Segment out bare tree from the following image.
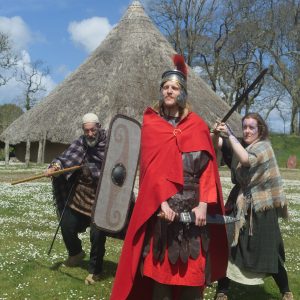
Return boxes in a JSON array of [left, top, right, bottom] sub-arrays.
[[257, 0, 300, 134], [147, 0, 218, 65], [17, 60, 50, 111], [147, 0, 300, 133], [0, 32, 17, 87], [214, 0, 300, 133], [147, 0, 269, 114], [199, 0, 269, 111]]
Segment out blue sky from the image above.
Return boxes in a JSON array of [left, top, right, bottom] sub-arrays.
[[0, 0, 135, 104]]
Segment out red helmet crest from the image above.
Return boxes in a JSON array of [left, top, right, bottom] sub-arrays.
[[173, 54, 188, 78]]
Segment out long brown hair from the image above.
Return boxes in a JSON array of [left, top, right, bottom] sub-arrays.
[[242, 112, 269, 140], [152, 101, 192, 120]]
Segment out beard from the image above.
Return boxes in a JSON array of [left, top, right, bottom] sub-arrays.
[[85, 131, 99, 148]]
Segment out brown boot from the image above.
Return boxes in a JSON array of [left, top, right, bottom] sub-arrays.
[[282, 292, 294, 300], [215, 293, 228, 300], [84, 273, 101, 285], [63, 250, 85, 267]]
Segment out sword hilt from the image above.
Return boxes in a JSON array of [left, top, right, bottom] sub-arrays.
[[158, 211, 239, 224]]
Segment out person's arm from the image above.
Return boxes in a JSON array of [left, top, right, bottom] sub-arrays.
[[192, 157, 217, 226], [216, 123, 249, 167]]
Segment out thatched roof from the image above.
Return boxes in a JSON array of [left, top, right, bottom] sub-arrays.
[[0, 0, 241, 146]]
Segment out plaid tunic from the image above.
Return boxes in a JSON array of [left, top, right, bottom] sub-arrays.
[[236, 140, 287, 215], [52, 129, 106, 215], [222, 139, 287, 274]]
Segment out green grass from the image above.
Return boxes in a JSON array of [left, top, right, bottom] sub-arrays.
[[0, 164, 299, 299], [270, 134, 300, 169]]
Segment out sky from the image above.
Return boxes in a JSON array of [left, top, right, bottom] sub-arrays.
[[0, 0, 137, 106]]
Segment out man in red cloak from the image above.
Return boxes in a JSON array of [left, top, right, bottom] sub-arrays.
[[110, 55, 228, 300]]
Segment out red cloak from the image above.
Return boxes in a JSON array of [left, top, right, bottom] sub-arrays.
[[110, 108, 228, 300]]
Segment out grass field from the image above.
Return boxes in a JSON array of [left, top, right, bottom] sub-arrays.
[[269, 134, 300, 169], [0, 163, 299, 300]]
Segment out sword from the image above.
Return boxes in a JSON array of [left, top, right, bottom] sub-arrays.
[[221, 68, 268, 123], [158, 211, 239, 224]]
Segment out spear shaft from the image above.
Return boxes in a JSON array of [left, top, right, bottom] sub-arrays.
[[11, 165, 82, 185]]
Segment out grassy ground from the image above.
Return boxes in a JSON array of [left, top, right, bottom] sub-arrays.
[[269, 134, 300, 169], [0, 163, 299, 300]]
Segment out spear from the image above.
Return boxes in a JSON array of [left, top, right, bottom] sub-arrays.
[[47, 180, 77, 256], [11, 165, 82, 185]]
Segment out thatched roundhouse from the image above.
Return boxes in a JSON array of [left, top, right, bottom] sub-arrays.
[[0, 1, 241, 163]]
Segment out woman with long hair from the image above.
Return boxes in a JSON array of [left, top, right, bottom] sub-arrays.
[[212, 113, 293, 300]]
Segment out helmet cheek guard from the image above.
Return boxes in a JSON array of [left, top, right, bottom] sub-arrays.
[[176, 89, 187, 108]]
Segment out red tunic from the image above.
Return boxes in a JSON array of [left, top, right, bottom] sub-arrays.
[[143, 159, 217, 286], [110, 108, 228, 300]]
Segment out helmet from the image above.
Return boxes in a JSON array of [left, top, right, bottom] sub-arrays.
[[160, 55, 188, 108]]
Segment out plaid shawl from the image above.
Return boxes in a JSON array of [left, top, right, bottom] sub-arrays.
[[234, 140, 288, 217], [51, 129, 106, 212]]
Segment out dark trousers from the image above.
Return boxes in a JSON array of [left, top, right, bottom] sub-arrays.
[[152, 282, 203, 300], [217, 259, 291, 295], [60, 206, 106, 274]]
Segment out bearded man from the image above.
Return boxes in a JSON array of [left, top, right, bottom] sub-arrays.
[[46, 113, 107, 285]]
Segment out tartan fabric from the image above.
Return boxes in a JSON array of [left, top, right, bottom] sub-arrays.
[[234, 140, 288, 216], [221, 139, 287, 274], [52, 129, 106, 180], [51, 129, 106, 213]]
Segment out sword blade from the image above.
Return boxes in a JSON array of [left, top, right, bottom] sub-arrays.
[[221, 68, 268, 123], [179, 212, 239, 224]]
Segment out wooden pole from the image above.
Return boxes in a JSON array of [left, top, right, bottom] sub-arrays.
[[25, 139, 31, 168], [37, 139, 43, 164], [5, 140, 9, 167], [42, 131, 47, 164], [11, 165, 82, 185]]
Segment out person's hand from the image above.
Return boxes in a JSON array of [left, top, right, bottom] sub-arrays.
[[210, 121, 221, 135], [192, 202, 207, 226], [215, 122, 233, 136], [45, 164, 61, 177], [160, 201, 177, 222]]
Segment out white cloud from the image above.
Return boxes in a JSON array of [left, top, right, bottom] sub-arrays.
[[68, 17, 113, 53], [56, 64, 71, 77], [0, 78, 23, 105], [0, 16, 32, 52], [0, 17, 56, 107]]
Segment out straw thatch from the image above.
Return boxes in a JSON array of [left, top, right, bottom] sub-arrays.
[[0, 0, 241, 162]]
